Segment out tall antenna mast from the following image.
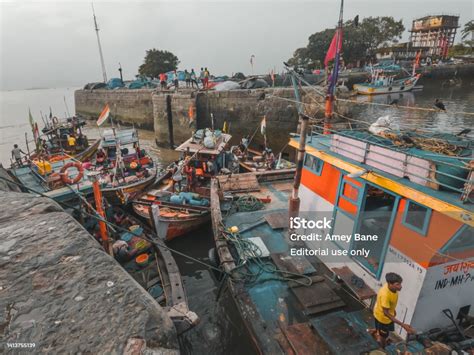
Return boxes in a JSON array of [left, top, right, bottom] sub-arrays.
[[92, 3, 108, 83]]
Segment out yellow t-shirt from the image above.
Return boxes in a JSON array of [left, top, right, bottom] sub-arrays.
[[68, 136, 76, 146], [373, 283, 398, 324]]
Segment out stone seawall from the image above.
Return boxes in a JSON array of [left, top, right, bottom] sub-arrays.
[[0, 169, 179, 354], [75, 87, 349, 153], [75, 89, 155, 129]]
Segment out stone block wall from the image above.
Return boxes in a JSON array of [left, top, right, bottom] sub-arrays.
[[75, 89, 155, 129]]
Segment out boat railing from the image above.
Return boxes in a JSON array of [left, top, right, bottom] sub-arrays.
[[307, 125, 472, 203]]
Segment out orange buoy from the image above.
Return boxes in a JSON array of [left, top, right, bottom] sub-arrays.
[[60, 162, 84, 184]]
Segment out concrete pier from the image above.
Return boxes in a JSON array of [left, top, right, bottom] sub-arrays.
[[0, 172, 179, 353]]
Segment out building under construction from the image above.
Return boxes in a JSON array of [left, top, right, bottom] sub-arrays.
[[409, 15, 459, 58]]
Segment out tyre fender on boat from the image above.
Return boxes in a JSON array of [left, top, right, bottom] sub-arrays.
[[208, 248, 223, 281], [60, 162, 84, 184]]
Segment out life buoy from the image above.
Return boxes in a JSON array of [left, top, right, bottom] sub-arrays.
[[60, 162, 84, 184]]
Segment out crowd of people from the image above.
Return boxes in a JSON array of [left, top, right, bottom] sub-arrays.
[[158, 67, 211, 91]]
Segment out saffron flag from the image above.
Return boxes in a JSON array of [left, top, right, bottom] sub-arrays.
[[324, 29, 343, 67], [260, 116, 266, 136], [97, 104, 110, 126]]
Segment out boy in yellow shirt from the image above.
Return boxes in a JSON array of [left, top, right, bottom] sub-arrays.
[[373, 272, 416, 347]]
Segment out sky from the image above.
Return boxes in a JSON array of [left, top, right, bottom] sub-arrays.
[[0, 0, 472, 90]]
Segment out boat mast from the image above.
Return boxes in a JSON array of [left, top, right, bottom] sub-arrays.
[[324, 0, 344, 134], [92, 3, 108, 83]]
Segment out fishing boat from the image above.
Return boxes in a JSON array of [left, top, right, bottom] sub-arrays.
[[235, 146, 296, 173], [174, 128, 233, 177], [130, 170, 211, 241], [353, 70, 421, 95], [90, 128, 157, 204], [283, 125, 473, 352], [210, 172, 381, 354], [8, 156, 95, 203], [40, 115, 95, 156], [81, 206, 199, 334]]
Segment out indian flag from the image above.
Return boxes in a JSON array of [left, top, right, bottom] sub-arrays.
[[260, 116, 266, 136], [97, 104, 110, 126]]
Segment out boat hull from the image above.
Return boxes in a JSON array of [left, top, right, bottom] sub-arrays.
[[354, 75, 420, 95], [133, 203, 210, 241], [102, 169, 157, 205]]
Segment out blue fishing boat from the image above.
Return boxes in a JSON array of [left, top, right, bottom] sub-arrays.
[[210, 171, 381, 354], [9, 157, 95, 203]]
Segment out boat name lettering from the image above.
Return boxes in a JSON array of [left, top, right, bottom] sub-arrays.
[[443, 261, 474, 275]]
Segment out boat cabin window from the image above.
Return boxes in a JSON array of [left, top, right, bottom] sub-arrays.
[[304, 154, 323, 175], [352, 184, 398, 277], [442, 225, 474, 257], [402, 200, 432, 236]]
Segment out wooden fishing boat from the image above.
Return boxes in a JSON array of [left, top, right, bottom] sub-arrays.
[[210, 172, 378, 354], [89, 127, 158, 205], [82, 207, 198, 334], [8, 157, 95, 203], [236, 147, 296, 174], [132, 175, 211, 241], [101, 168, 158, 205], [353, 71, 421, 95]]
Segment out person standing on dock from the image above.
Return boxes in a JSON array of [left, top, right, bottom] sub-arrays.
[[199, 68, 205, 88], [159, 72, 168, 90], [184, 69, 191, 88], [11, 144, 26, 167], [173, 70, 179, 91], [372, 273, 416, 348], [190, 69, 198, 88], [203, 67, 210, 89]]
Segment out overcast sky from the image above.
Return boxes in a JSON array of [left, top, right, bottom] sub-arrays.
[[0, 0, 472, 90]]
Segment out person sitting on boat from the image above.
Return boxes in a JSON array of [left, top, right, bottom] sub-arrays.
[[67, 135, 76, 151], [185, 164, 196, 192], [11, 144, 26, 167], [206, 157, 217, 176], [171, 160, 184, 192], [112, 240, 136, 263], [264, 148, 276, 170], [41, 139, 49, 155], [372, 272, 416, 348], [96, 148, 107, 166]]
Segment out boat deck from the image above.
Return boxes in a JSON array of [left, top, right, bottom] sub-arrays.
[[10, 161, 94, 202], [217, 178, 379, 353]]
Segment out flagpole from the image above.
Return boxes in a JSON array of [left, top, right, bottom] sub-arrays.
[[324, 0, 344, 134]]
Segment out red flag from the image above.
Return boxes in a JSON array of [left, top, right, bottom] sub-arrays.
[[324, 29, 343, 67]]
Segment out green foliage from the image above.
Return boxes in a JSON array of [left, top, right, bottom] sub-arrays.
[[138, 49, 179, 79], [288, 16, 405, 68], [462, 20, 474, 40], [448, 43, 472, 56]]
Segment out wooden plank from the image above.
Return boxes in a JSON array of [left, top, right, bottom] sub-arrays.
[[332, 266, 376, 300], [290, 278, 344, 313], [217, 173, 259, 192], [276, 323, 330, 355], [270, 253, 316, 275], [210, 178, 236, 273], [265, 212, 289, 229]]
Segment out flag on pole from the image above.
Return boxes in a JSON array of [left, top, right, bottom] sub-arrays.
[[260, 116, 266, 136], [28, 108, 35, 129], [324, 29, 343, 67], [97, 104, 110, 126]]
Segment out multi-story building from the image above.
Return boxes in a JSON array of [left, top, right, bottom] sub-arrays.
[[409, 15, 459, 58]]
